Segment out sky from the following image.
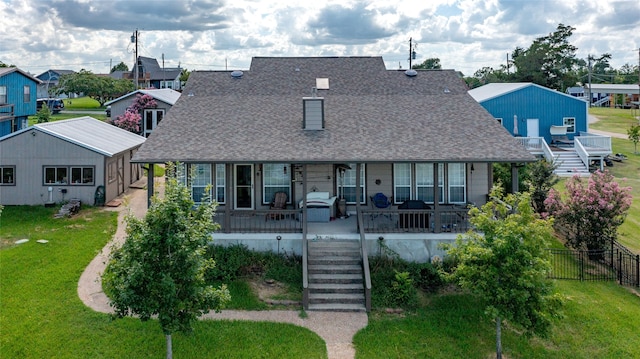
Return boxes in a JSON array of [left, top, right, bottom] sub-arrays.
[[1, 0, 639, 78]]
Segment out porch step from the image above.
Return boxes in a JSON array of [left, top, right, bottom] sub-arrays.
[[307, 239, 366, 312], [554, 152, 589, 177]]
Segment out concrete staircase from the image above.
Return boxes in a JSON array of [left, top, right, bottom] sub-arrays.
[[307, 239, 366, 312], [554, 151, 589, 177]]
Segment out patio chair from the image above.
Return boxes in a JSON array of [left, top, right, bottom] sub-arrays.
[[266, 191, 288, 220], [370, 193, 392, 220]]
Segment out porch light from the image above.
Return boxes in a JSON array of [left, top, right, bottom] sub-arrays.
[[470, 164, 475, 172]]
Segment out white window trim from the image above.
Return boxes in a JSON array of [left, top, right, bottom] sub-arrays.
[[44, 166, 68, 185], [392, 163, 465, 204], [70, 166, 95, 185], [337, 163, 366, 204], [262, 163, 292, 204], [563, 117, 576, 134], [0, 165, 15, 185]]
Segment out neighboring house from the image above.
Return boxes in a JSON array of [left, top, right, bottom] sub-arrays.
[[0, 116, 145, 206], [583, 84, 640, 108], [0, 67, 41, 137], [35, 69, 75, 98], [132, 57, 534, 253], [104, 88, 181, 137], [112, 56, 182, 90], [469, 82, 611, 176]]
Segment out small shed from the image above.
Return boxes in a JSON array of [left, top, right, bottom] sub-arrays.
[[0, 116, 145, 206], [469, 82, 588, 144], [105, 88, 181, 137]]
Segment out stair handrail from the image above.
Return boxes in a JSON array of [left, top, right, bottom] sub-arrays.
[[574, 139, 590, 170], [357, 210, 372, 312], [539, 137, 557, 163]]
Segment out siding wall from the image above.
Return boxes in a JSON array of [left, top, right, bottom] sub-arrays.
[[0, 71, 38, 135], [480, 86, 588, 144], [109, 97, 173, 125], [0, 130, 105, 205]]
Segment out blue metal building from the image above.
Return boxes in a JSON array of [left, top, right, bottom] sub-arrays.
[[469, 83, 588, 144], [0, 67, 41, 137]]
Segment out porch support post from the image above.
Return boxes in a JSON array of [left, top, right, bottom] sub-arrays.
[[433, 163, 441, 233], [146, 163, 154, 208], [302, 164, 308, 233], [355, 163, 361, 230], [511, 163, 519, 193], [224, 163, 231, 233]]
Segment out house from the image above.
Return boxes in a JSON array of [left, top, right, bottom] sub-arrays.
[[104, 88, 181, 137], [582, 83, 640, 108], [35, 69, 75, 98], [0, 116, 145, 206], [112, 56, 182, 90], [0, 67, 41, 137], [131, 57, 537, 311], [469, 82, 611, 175]]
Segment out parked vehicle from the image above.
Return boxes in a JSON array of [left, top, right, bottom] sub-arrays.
[[36, 98, 64, 114]]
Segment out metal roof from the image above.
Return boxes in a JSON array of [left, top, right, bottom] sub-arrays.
[[104, 88, 181, 106], [468, 82, 585, 103], [0, 67, 42, 83], [31, 116, 145, 157]]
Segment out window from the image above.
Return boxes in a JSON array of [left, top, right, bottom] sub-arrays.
[[23, 85, 30, 103], [262, 163, 291, 204], [176, 163, 225, 204], [70, 167, 94, 185], [191, 164, 212, 203], [563, 117, 575, 133], [107, 162, 116, 183], [44, 167, 68, 184], [160, 81, 174, 89], [415, 163, 444, 203], [215, 164, 225, 203], [393, 163, 465, 204], [393, 163, 412, 203], [337, 164, 365, 204], [0, 166, 15, 185], [495, 118, 503, 125], [447, 163, 466, 203], [0, 86, 6, 104]]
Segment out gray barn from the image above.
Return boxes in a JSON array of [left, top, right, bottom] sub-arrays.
[[0, 116, 145, 206]]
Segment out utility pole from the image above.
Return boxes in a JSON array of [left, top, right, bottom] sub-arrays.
[[506, 53, 510, 75], [131, 29, 138, 89], [587, 55, 593, 107], [408, 38, 417, 69]]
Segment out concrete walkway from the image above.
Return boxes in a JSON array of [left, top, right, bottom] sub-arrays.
[[77, 179, 368, 359]]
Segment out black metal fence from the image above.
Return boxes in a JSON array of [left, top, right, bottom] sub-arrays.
[[547, 246, 640, 287]]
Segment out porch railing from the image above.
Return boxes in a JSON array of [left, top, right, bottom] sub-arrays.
[[357, 211, 372, 311], [215, 209, 302, 233], [574, 138, 590, 170], [516, 137, 556, 163], [360, 207, 470, 234], [576, 133, 612, 153]]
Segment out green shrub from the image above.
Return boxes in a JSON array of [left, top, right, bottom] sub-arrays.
[[388, 271, 417, 308]]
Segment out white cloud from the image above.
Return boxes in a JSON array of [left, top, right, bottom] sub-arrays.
[[1, 0, 638, 77]]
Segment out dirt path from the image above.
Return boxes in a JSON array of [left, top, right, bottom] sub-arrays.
[[77, 179, 368, 359], [588, 114, 630, 139]]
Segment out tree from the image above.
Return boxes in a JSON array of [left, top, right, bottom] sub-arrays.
[[179, 68, 190, 87], [36, 103, 52, 123], [510, 24, 579, 91], [628, 124, 640, 154], [445, 188, 563, 359], [53, 70, 134, 105], [110, 61, 129, 73], [103, 164, 231, 359], [412, 58, 441, 70], [526, 159, 559, 214], [545, 170, 632, 252]]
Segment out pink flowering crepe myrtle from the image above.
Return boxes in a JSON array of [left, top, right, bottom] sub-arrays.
[[544, 170, 632, 251]]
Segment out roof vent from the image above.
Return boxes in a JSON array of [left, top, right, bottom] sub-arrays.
[[405, 69, 417, 77], [316, 78, 329, 90], [231, 70, 243, 78]]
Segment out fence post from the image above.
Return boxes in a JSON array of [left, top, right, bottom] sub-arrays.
[[618, 252, 623, 285], [579, 251, 584, 281], [636, 255, 639, 288], [610, 240, 614, 269]]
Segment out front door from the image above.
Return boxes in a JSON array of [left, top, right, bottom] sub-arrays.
[[234, 164, 253, 209], [526, 118, 539, 138]]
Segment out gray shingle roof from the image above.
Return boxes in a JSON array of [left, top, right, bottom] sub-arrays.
[[132, 56, 534, 164]]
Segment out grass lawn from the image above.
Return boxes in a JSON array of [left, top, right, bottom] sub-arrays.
[[589, 107, 640, 134], [587, 108, 640, 252], [354, 279, 640, 359], [62, 97, 102, 110], [0, 206, 326, 359]]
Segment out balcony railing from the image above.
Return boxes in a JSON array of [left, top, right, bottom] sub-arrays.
[[360, 207, 470, 234]]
